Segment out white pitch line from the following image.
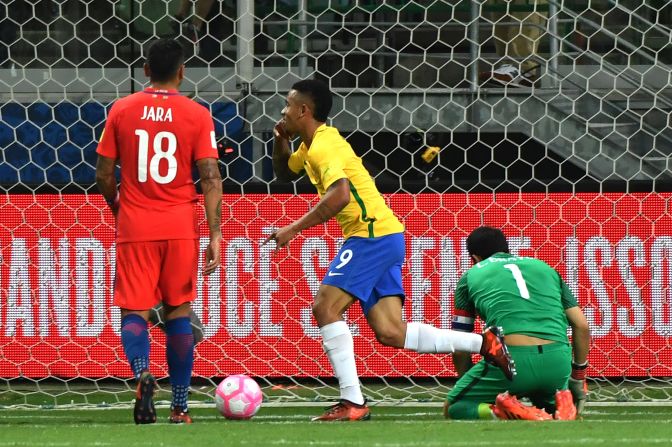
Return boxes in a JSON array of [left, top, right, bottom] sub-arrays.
[[10, 418, 663, 426], [583, 410, 672, 415], [586, 401, 672, 407], [0, 415, 72, 419], [235, 439, 672, 447], [0, 444, 131, 447], [0, 444, 113, 447], [2, 413, 671, 424], [1, 441, 670, 447], [4, 400, 672, 411]]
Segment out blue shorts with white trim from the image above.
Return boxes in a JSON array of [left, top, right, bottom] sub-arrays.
[[322, 232, 406, 315]]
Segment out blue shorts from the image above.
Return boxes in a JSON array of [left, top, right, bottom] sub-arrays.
[[322, 232, 406, 315]]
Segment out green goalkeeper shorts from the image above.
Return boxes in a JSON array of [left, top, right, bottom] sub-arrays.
[[447, 342, 572, 412]]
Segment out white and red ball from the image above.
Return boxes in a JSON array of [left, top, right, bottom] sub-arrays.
[[215, 375, 263, 419]]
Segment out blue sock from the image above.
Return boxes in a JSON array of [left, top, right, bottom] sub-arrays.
[[166, 317, 194, 410], [120, 314, 150, 380]]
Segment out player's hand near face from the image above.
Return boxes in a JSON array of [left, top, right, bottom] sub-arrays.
[[203, 234, 221, 275], [274, 120, 293, 140]]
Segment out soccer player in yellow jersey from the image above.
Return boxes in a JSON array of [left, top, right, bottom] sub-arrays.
[[268, 79, 515, 421]]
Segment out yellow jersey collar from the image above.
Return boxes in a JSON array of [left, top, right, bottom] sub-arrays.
[[300, 123, 328, 153]]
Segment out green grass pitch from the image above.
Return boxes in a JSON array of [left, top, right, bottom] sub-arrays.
[[1, 405, 671, 447]]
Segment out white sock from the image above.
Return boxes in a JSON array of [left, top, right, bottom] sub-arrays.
[[320, 321, 364, 405], [404, 322, 482, 353]]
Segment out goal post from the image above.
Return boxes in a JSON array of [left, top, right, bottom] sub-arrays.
[[1, 0, 672, 408]]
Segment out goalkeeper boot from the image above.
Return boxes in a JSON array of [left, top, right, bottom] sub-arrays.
[[169, 406, 193, 424], [312, 399, 370, 422], [133, 371, 157, 424], [553, 389, 577, 420], [480, 326, 516, 380], [493, 392, 553, 421]]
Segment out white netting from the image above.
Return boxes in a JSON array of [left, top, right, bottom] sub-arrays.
[[1, 0, 672, 408]]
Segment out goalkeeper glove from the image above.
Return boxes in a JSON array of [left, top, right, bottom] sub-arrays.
[[568, 361, 588, 414]]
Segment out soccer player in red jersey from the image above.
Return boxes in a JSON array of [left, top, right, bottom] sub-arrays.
[[95, 38, 222, 425]]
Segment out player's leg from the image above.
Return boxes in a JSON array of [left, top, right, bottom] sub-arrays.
[[149, 303, 205, 344], [120, 308, 158, 425], [311, 284, 369, 421], [511, 0, 546, 76], [445, 368, 542, 420], [490, 345, 567, 421], [115, 241, 163, 424], [175, 0, 190, 20], [311, 233, 397, 421], [314, 236, 388, 419], [362, 244, 514, 379], [350, 232, 481, 353], [193, 0, 215, 32], [490, 0, 507, 63], [447, 345, 568, 421], [160, 239, 199, 424], [444, 361, 507, 420], [163, 302, 194, 424], [366, 296, 482, 352], [119, 309, 152, 377], [524, 343, 574, 419]]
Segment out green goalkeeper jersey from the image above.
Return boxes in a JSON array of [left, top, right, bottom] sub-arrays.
[[453, 252, 578, 343]]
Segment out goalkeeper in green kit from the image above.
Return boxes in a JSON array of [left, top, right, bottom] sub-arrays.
[[444, 227, 590, 421]]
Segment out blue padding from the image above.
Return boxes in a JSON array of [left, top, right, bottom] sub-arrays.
[[1, 101, 245, 186], [1, 102, 26, 126], [16, 122, 41, 148], [0, 164, 19, 184], [46, 165, 70, 184], [32, 144, 56, 167], [80, 102, 106, 126], [53, 102, 79, 126], [27, 102, 52, 124], [5, 144, 29, 169], [20, 163, 46, 184], [0, 122, 13, 147], [43, 122, 68, 148]]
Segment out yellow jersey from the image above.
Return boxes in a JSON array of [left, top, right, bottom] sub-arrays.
[[288, 124, 404, 239]]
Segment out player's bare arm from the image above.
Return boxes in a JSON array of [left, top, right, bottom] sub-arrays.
[[272, 121, 301, 182], [565, 306, 590, 365], [565, 305, 590, 413], [95, 154, 119, 215], [265, 178, 350, 249], [197, 157, 222, 275]]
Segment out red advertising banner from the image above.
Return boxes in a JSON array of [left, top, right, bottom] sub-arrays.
[[1, 193, 671, 379]]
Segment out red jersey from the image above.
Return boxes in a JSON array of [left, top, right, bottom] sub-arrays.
[[96, 87, 218, 242]]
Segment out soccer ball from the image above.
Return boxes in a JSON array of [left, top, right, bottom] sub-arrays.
[[215, 374, 263, 420]]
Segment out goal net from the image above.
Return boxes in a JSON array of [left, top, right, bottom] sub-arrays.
[[1, 0, 672, 408]]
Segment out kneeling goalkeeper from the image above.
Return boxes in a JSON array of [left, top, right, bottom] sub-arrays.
[[445, 227, 590, 420]]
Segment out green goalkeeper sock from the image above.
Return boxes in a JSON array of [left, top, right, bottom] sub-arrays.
[[448, 401, 496, 420], [477, 403, 496, 419]]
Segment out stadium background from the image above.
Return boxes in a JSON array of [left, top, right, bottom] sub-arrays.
[[1, 0, 671, 405]]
